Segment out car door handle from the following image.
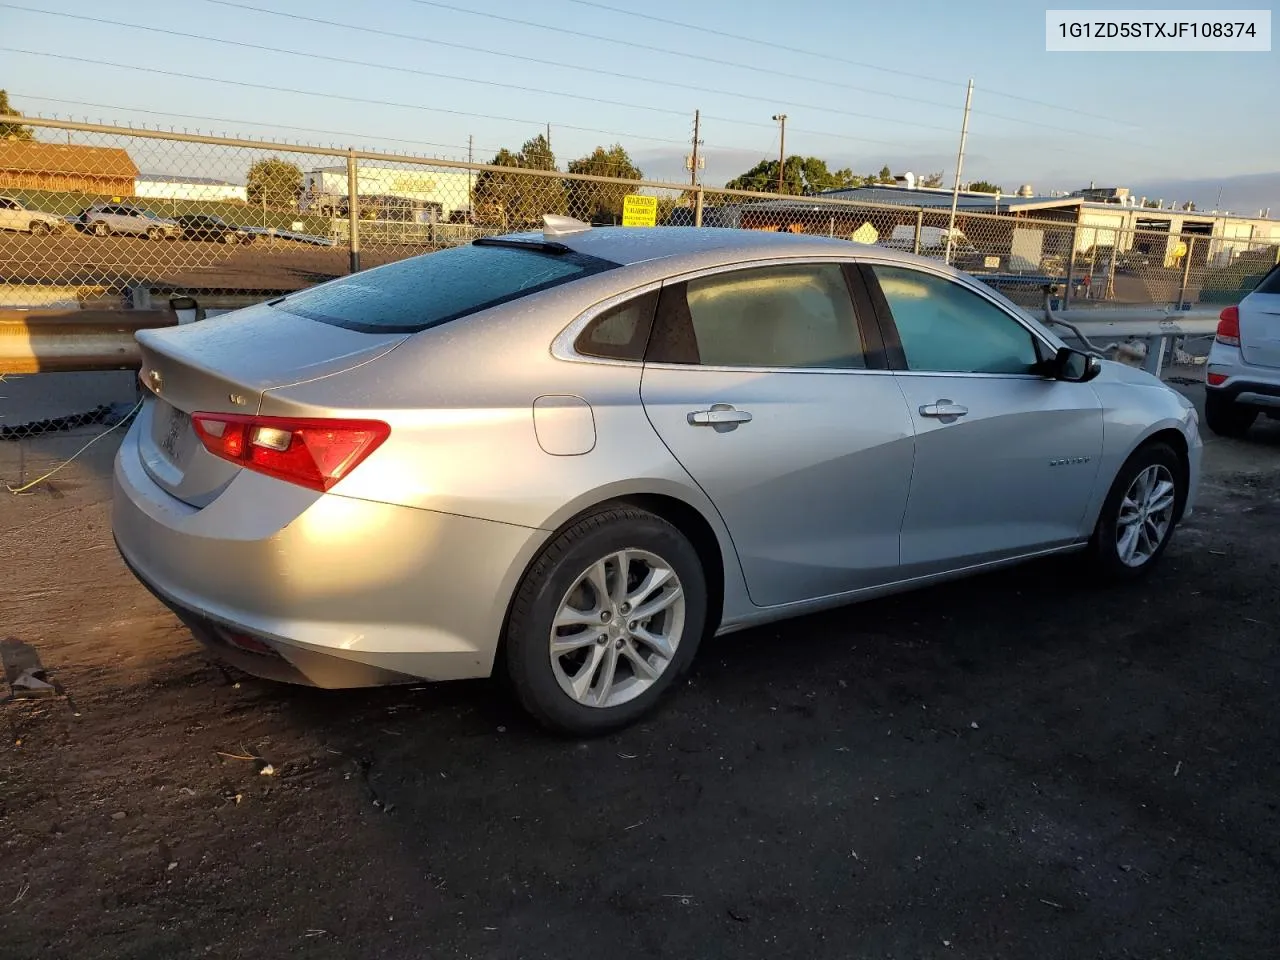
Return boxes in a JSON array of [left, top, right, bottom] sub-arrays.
[[919, 400, 969, 419], [687, 404, 753, 428]]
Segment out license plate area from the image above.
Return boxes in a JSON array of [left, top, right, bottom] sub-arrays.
[[152, 400, 193, 464]]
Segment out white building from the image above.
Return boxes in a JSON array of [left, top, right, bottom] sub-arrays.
[[302, 165, 472, 220], [135, 174, 247, 203]]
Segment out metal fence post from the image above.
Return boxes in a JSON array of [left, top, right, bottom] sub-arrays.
[[346, 148, 361, 273], [1178, 235, 1195, 307], [1062, 224, 1080, 307], [913, 209, 923, 255], [694, 188, 704, 228]]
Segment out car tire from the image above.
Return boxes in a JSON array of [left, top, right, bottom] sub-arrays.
[[146, 227, 163, 241], [1204, 391, 1257, 438], [222, 232, 239, 244], [1086, 441, 1185, 582], [91, 220, 109, 237], [29, 220, 52, 236], [504, 505, 707, 736]]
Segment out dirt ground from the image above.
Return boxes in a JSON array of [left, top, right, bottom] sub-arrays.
[[1, 387, 1278, 960]]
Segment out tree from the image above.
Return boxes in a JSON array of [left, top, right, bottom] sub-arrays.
[[0, 90, 35, 141], [565, 144, 642, 223], [919, 171, 945, 187], [246, 157, 303, 209], [877, 165, 893, 183], [724, 156, 861, 195], [966, 180, 1002, 194], [472, 134, 567, 228]]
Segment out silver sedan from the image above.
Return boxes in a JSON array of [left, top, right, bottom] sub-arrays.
[[113, 219, 1203, 734]]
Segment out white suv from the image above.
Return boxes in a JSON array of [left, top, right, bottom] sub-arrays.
[[1205, 261, 1280, 437]]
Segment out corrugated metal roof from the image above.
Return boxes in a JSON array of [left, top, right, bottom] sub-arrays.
[[0, 141, 138, 178], [810, 186, 1082, 212]]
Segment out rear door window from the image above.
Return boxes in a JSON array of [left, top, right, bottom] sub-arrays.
[[1253, 263, 1280, 295], [273, 241, 619, 334]]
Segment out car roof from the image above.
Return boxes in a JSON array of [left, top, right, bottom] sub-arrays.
[[501, 225, 933, 270]]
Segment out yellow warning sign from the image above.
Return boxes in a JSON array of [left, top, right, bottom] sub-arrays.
[[622, 194, 658, 227], [849, 222, 879, 245]]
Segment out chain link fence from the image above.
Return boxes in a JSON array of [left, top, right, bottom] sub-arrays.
[[2, 115, 1277, 316]]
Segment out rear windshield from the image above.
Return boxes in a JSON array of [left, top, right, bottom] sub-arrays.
[[1253, 262, 1280, 295], [272, 242, 618, 333]]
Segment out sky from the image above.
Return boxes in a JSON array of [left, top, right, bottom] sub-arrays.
[[2, 0, 1278, 206]]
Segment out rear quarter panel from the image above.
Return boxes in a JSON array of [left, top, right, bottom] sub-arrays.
[[256, 266, 755, 626]]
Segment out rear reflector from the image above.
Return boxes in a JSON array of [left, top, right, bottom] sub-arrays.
[[1206, 372, 1227, 386], [1216, 305, 1241, 346], [192, 413, 389, 492]]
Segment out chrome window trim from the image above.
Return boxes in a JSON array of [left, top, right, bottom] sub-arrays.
[[852, 252, 1062, 357], [551, 255, 880, 374]]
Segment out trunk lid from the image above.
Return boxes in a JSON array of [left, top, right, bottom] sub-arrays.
[[135, 302, 407, 506]]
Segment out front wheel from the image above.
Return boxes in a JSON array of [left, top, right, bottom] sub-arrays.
[[90, 220, 109, 237], [1086, 442, 1185, 581], [503, 506, 707, 735], [29, 220, 52, 236], [146, 227, 163, 241], [1204, 391, 1257, 438]]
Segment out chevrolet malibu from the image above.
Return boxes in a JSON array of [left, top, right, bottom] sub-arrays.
[[113, 220, 1202, 734]]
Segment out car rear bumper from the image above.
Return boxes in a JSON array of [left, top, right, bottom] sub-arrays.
[[1206, 379, 1280, 408], [1205, 342, 1280, 407], [112, 418, 547, 687]]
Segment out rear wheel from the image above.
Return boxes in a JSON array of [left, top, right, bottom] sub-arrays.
[[504, 506, 707, 735], [222, 231, 239, 244], [90, 220, 109, 237], [146, 226, 163, 241], [1204, 391, 1257, 438], [1087, 442, 1185, 581]]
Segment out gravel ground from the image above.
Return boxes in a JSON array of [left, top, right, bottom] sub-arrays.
[[1, 387, 1278, 960]]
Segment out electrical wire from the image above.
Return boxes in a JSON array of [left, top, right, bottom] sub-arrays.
[[406, 0, 1138, 135], [0, 48, 693, 147], [560, 0, 1127, 122], [202, 0, 967, 120], [4, 5, 960, 136], [6, 400, 142, 495]]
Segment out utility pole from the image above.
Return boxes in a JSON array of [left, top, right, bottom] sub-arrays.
[[690, 109, 702, 187], [545, 122, 552, 161], [944, 79, 974, 265], [772, 114, 787, 194], [467, 134, 474, 221]]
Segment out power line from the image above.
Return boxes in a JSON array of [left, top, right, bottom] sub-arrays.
[[560, 0, 1124, 123], [203, 0, 957, 135], [0, 48, 692, 147], [406, 0, 1136, 135], [5, 4, 964, 140]]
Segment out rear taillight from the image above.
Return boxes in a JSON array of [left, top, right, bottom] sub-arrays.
[[191, 413, 389, 492], [1216, 305, 1241, 346]]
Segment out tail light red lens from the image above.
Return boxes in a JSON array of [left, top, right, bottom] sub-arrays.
[[1215, 305, 1241, 346], [191, 413, 389, 492], [1206, 372, 1227, 386]]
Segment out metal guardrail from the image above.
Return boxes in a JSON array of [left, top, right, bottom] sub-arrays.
[[0, 308, 172, 374], [1042, 297, 1219, 376], [3, 298, 1220, 379]]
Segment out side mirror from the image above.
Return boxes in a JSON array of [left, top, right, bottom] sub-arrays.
[[1051, 346, 1102, 383]]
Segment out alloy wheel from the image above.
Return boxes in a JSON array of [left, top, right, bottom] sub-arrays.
[[549, 548, 686, 709], [1116, 464, 1176, 567]]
